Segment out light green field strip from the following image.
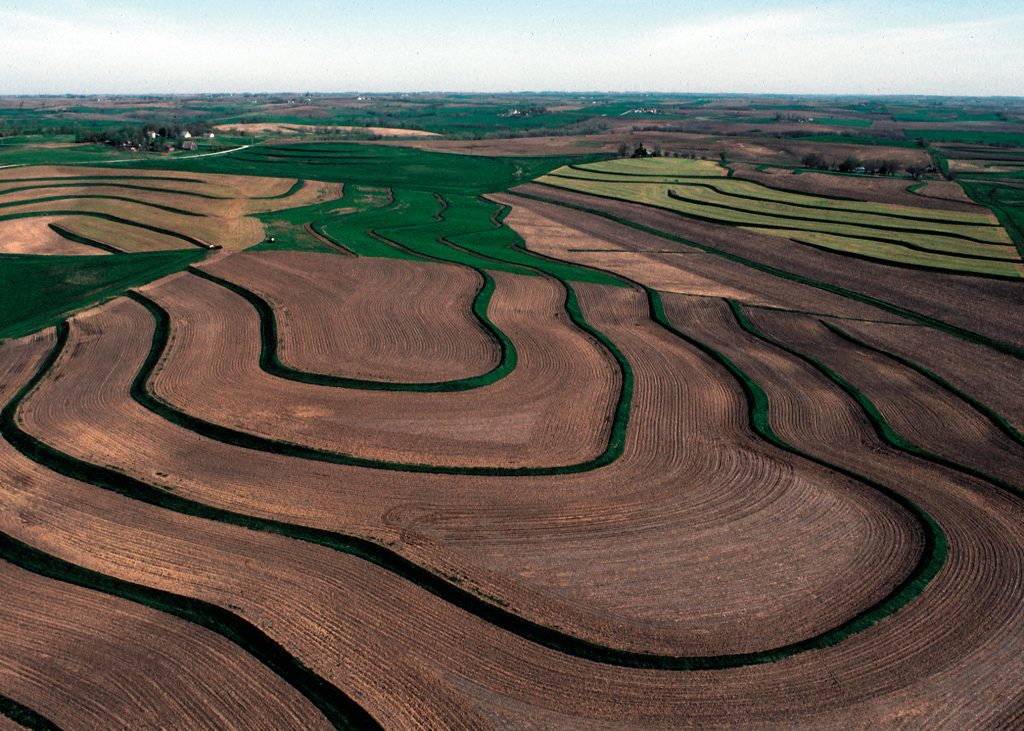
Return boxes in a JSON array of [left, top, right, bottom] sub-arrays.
[[667, 184, 1009, 242], [567, 160, 999, 225], [574, 158, 727, 177], [539, 176, 1013, 252], [741, 225, 1020, 260], [539, 175, 1008, 246], [549, 170, 723, 185], [750, 228, 1024, 279]]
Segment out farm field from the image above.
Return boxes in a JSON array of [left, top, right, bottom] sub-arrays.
[[1, 94, 1022, 729]]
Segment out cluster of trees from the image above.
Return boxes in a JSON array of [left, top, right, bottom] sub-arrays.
[[800, 153, 908, 176], [74, 121, 211, 150]]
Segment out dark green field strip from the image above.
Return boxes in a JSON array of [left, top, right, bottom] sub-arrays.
[[0, 327, 380, 731], [662, 190, 1006, 247], [509, 188, 1024, 360], [46, 223, 123, 254], [127, 275, 632, 476], [188, 265, 517, 392], [0, 181, 229, 200], [0, 250, 207, 341], [961, 182, 1024, 260], [0, 211, 215, 250], [822, 322, 1024, 447], [0, 194, 205, 218], [220, 154, 359, 168], [731, 303, 1022, 499], [0, 694, 60, 731], [4, 303, 945, 672], [252, 178, 305, 200]]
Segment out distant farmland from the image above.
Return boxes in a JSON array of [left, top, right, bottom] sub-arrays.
[[0, 94, 1022, 729]]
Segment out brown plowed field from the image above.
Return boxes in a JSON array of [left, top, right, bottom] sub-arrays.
[[0, 215, 107, 255], [836, 319, 1024, 435], [516, 183, 1024, 347], [142, 262, 618, 468], [0, 333, 332, 730], [6, 296, 1024, 727], [657, 292, 1024, 728], [493, 191, 907, 321], [17, 292, 914, 655], [0, 563, 327, 730], [750, 309, 1024, 488], [203, 251, 501, 383]]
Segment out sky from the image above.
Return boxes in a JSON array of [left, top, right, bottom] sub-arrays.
[[2, 0, 1022, 96]]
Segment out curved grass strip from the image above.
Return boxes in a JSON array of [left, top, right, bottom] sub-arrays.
[[126, 280, 630, 476], [729, 301, 1022, 499], [0, 181, 229, 200], [508, 188, 1024, 360], [187, 265, 517, 392], [662, 189, 1003, 247], [0, 210, 216, 250], [0, 326, 379, 731], [822, 321, 1024, 446], [47, 223, 123, 254], [0, 694, 60, 731], [5, 314, 943, 671], [0, 194, 205, 218]]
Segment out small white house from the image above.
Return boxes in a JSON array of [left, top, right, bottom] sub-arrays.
[[182, 131, 192, 139], [208, 132, 215, 138], [146, 130, 157, 139]]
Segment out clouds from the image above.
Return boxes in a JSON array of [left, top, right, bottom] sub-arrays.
[[1, 1, 1021, 95]]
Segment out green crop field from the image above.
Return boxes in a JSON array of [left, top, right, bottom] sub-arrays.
[[0, 249, 206, 339]]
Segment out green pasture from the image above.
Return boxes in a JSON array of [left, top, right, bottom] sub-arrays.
[[0, 249, 206, 340]]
